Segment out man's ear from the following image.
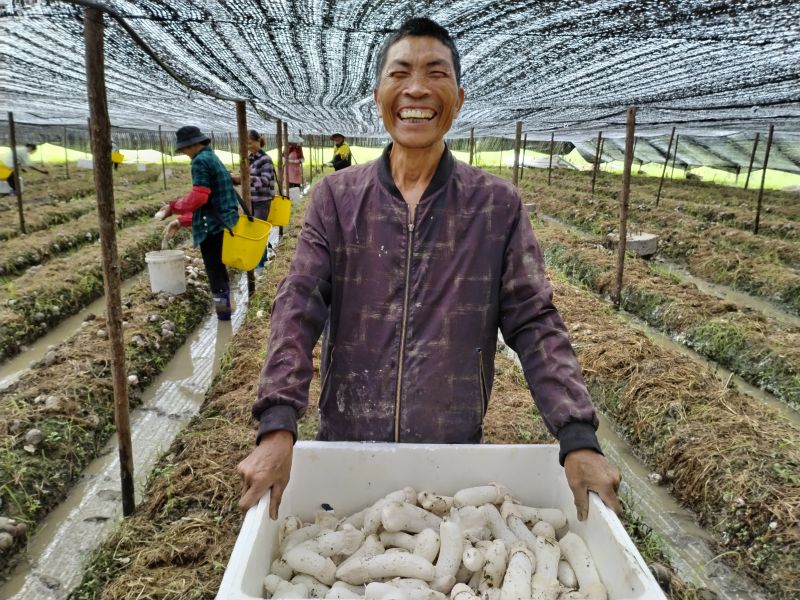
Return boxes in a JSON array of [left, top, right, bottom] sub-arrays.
[[455, 87, 465, 116]]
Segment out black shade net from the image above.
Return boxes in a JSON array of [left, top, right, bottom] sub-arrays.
[[2, 1, 800, 172]]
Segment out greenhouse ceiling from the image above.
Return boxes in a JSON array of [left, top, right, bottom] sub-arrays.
[[1, 0, 800, 140]]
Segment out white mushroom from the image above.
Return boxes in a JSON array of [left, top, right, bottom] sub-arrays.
[[270, 556, 294, 580], [418, 491, 454, 515], [380, 531, 417, 552], [559, 533, 607, 600], [461, 543, 485, 572], [337, 534, 385, 575], [431, 520, 463, 593], [557, 559, 578, 589], [413, 528, 441, 563], [500, 543, 536, 600], [453, 484, 510, 508], [450, 583, 481, 600], [382, 501, 442, 534], [506, 514, 538, 554], [279, 516, 303, 547], [291, 574, 330, 598], [500, 500, 567, 532], [531, 534, 561, 600], [284, 540, 337, 586], [364, 581, 408, 600], [479, 539, 507, 589], [336, 552, 436, 585], [481, 503, 517, 546], [317, 525, 365, 557]]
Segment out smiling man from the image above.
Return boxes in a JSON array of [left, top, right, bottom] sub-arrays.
[[239, 17, 622, 524]]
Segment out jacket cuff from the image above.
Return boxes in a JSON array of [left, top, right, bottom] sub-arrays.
[[256, 404, 298, 445], [557, 422, 603, 466]]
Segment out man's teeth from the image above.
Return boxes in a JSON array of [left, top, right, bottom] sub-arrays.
[[399, 109, 434, 121]]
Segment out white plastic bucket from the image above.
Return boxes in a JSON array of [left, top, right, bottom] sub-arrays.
[[289, 187, 301, 203], [145, 249, 186, 294]]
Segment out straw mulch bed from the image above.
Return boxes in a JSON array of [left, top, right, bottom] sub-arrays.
[[549, 271, 799, 599], [0, 258, 210, 577], [536, 223, 800, 410]]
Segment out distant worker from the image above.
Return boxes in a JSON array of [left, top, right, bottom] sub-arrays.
[[327, 133, 352, 171], [111, 139, 122, 171], [284, 134, 305, 189], [157, 126, 239, 320], [1, 143, 49, 195], [232, 129, 275, 268]]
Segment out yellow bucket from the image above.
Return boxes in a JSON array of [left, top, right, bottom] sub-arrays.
[[268, 195, 292, 227], [111, 151, 125, 164], [221, 216, 271, 271], [0, 165, 13, 180]]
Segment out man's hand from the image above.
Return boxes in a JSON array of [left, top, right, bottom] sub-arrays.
[[564, 449, 622, 521], [230, 173, 242, 185], [162, 219, 180, 238], [237, 430, 294, 518]]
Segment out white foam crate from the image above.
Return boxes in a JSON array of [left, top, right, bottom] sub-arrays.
[[217, 442, 665, 599]]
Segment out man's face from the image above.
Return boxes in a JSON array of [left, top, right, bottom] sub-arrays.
[[332, 135, 344, 145], [374, 36, 464, 151], [178, 143, 203, 158]]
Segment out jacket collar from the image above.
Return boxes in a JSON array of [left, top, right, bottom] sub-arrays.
[[378, 142, 454, 203], [192, 144, 212, 162]]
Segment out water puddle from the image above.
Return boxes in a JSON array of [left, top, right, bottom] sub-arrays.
[[497, 334, 770, 600], [0, 278, 139, 391], [1, 274, 250, 600]]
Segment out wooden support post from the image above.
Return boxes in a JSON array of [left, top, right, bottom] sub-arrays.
[[590, 131, 603, 196], [520, 133, 527, 181], [64, 126, 70, 179], [135, 133, 140, 164], [754, 125, 774, 235], [547, 132, 555, 185], [512, 121, 522, 187], [8, 112, 26, 234], [235, 101, 256, 295], [744, 132, 760, 190], [735, 165, 741, 185], [83, 6, 135, 517], [283, 121, 289, 196], [656, 126, 676, 206], [469, 127, 475, 166], [276, 119, 284, 195], [158, 125, 167, 190], [670, 134, 679, 179], [615, 107, 637, 309]]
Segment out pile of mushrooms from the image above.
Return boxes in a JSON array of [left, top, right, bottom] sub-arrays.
[[262, 483, 608, 599]]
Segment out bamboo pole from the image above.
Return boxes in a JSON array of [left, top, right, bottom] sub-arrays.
[[520, 133, 527, 181], [656, 126, 676, 206], [83, 6, 135, 517], [227, 133, 235, 170], [754, 125, 774, 235], [670, 134, 679, 179], [235, 101, 256, 295], [8, 112, 26, 234], [512, 121, 522, 187], [64, 126, 70, 179], [158, 125, 167, 190], [283, 121, 289, 195], [547, 132, 554, 185], [469, 127, 475, 166], [590, 130, 603, 196], [614, 107, 637, 309], [744, 132, 760, 190], [276, 119, 284, 195]]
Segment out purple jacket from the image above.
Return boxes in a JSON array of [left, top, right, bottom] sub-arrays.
[[255, 145, 601, 464]]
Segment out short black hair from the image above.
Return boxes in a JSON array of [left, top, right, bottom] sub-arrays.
[[25, 143, 37, 151], [375, 17, 461, 87]]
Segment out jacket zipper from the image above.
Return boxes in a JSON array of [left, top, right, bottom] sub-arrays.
[[394, 217, 415, 442]]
